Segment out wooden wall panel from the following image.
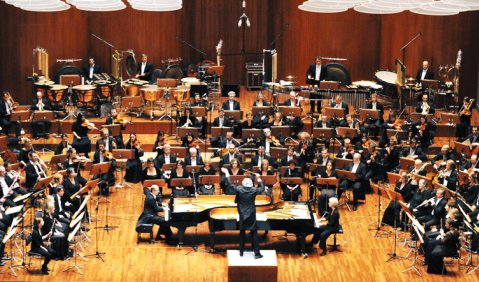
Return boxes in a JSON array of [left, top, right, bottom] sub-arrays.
[[0, 0, 478, 105]]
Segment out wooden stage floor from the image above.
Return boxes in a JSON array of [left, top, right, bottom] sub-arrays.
[[1, 182, 478, 282]]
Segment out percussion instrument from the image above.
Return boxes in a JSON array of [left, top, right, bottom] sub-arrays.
[[98, 84, 115, 99], [325, 63, 351, 86], [375, 70, 398, 98], [124, 79, 148, 97], [181, 77, 200, 87], [34, 79, 54, 96], [141, 86, 163, 102], [73, 85, 96, 104], [171, 87, 190, 104], [47, 84, 68, 102], [164, 65, 184, 80], [54, 65, 82, 84], [351, 80, 382, 90], [125, 52, 137, 77]]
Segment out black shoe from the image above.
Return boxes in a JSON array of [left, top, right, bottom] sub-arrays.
[[320, 250, 327, 256], [0, 261, 6, 266], [166, 238, 179, 246], [353, 203, 358, 211], [239, 250, 244, 257], [155, 235, 166, 241], [254, 253, 263, 259]]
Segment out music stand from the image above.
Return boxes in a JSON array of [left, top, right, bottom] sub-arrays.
[[399, 157, 416, 170], [211, 127, 233, 139], [223, 110, 243, 121], [0, 217, 23, 277], [101, 124, 121, 137], [199, 175, 221, 195], [241, 129, 262, 140], [271, 126, 291, 139], [112, 149, 134, 189], [313, 128, 334, 140], [121, 96, 143, 117], [157, 79, 177, 88], [270, 147, 287, 159], [278, 106, 301, 118], [33, 110, 54, 154], [359, 109, 379, 121], [170, 178, 193, 196], [336, 127, 358, 139], [421, 79, 440, 91], [387, 172, 401, 185], [336, 169, 356, 181], [256, 175, 277, 186], [315, 177, 339, 209], [143, 179, 167, 190], [64, 212, 85, 275], [401, 209, 424, 276], [440, 113, 460, 125], [33, 176, 54, 192], [324, 107, 345, 120], [386, 129, 407, 142], [170, 146, 187, 159], [191, 107, 206, 118], [454, 141, 472, 158], [229, 175, 248, 185], [334, 159, 353, 170], [50, 154, 67, 171], [252, 106, 273, 117], [10, 110, 31, 122], [409, 113, 432, 123], [178, 127, 200, 137], [280, 177, 303, 202]]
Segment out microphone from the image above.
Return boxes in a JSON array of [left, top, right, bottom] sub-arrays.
[[418, 32, 422, 36]]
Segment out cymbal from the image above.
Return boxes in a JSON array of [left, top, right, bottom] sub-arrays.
[[264, 82, 282, 88]]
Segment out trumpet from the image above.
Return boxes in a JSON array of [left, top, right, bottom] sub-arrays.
[[407, 163, 427, 181], [5, 91, 19, 110]]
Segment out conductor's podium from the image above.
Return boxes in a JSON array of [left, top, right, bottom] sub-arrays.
[[227, 250, 277, 282]]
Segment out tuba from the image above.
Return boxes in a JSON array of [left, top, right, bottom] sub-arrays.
[[111, 50, 122, 80]]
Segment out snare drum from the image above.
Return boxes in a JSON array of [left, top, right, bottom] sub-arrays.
[[141, 86, 163, 102], [375, 71, 398, 98], [73, 85, 96, 103], [47, 84, 68, 102]]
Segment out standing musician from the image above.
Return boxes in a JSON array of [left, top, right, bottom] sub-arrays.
[[281, 159, 302, 201], [306, 56, 328, 113], [221, 168, 264, 259], [25, 152, 48, 191], [105, 108, 126, 149], [92, 140, 116, 196], [416, 94, 435, 115], [365, 93, 384, 137], [338, 153, 366, 211], [308, 197, 340, 256], [141, 185, 176, 244], [31, 91, 52, 139], [83, 57, 101, 84], [0, 91, 21, 137], [124, 132, 144, 184], [416, 60, 434, 84], [457, 97, 474, 140], [31, 218, 56, 275], [135, 54, 154, 82], [72, 113, 94, 158]]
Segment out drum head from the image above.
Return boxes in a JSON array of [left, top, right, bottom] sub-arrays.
[[165, 65, 184, 80], [53, 66, 82, 84], [126, 54, 137, 77], [325, 63, 351, 86]]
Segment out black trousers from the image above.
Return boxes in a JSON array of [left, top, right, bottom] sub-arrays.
[[239, 229, 260, 255], [282, 185, 301, 201], [146, 215, 173, 239], [310, 92, 321, 113], [338, 180, 362, 204], [311, 226, 336, 251], [32, 247, 55, 269]]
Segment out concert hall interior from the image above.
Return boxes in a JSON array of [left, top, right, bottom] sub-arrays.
[[0, 0, 479, 281]]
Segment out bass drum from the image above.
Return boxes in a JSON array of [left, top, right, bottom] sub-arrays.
[[53, 66, 82, 84], [164, 65, 184, 80], [325, 63, 351, 86], [126, 54, 137, 77]]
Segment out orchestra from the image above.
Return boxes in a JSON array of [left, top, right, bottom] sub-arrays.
[[0, 54, 475, 278]]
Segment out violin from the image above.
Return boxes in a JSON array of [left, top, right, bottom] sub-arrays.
[[269, 136, 282, 147], [114, 114, 132, 125], [81, 119, 98, 130], [102, 150, 114, 159], [420, 122, 427, 132]]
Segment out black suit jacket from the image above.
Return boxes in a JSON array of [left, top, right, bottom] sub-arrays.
[[83, 64, 102, 81], [416, 68, 434, 83], [184, 156, 204, 167], [415, 102, 435, 114], [0, 100, 11, 118], [430, 197, 447, 219], [330, 102, 349, 116], [137, 62, 154, 81], [346, 162, 366, 182], [96, 137, 116, 151], [251, 154, 276, 168], [30, 97, 52, 111], [154, 154, 177, 169], [219, 138, 240, 149], [143, 193, 163, 218], [306, 64, 328, 85], [25, 161, 41, 189], [326, 208, 340, 232], [213, 116, 232, 127], [222, 100, 241, 111]]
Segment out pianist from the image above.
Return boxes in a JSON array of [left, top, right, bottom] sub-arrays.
[[308, 197, 340, 256], [221, 168, 264, 259]]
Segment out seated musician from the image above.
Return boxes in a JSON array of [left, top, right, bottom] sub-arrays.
[[142, 157, 162, 185], [25, 152, 48, 191], [31, 217, 56, 275], [342, 114, 361, 143], [281, 91, 304, 136], [54, 134, 70, 156], [179, 108, 199, 128], [311, 160, 337, 213], [315, 114, 332, 128], [381, 136, 401, 173], [416, 60, 434, 84], [135, 54, 154, 82], [83, 57, 101, 84], [416, 188, 447, 231], [469, 125, 479, 146], [253, 92, 269, 107], [213, 109, 232, 127], [105, 108, 126, 149], [63, 148, 87, 176], [379, 112, 399, 147], [258, 128, 283, 156], [169, 160, 191, 196], [257, 160, 274, 198], [96, 127, 117, 152], [338, 153, 366, 211], [241, 112, 258, 133], [407, 159, 427, 189], [155, 144, 177, 172], [252, 146, 276, 169], [336, 138, 355, 160], [0, 165, 19, 208], [42, 202, 69, 260], [295, 132, 315, 170], [252, 97, 270, 129], [381, 172, 413, 227], [423, 218, 460, 274], [4, 162, 27, 196], [141, 185, 176, 244], [30, 91, 52, 139], [308, 197, 340, 256], [191, 93, 208, 136], [220, 158, 245, 195], [281, 159, 302, 201], [222, 91, 241, 111], [153, 130, 166, 158], [185, 147, 204, 166], [457, 97, 473, 139], [416, 94, 435, 115], [410, 179, 435, 218], [365, 93, 384, 137], [306, 56, 328, 113], [62, 168, 87, 211], [364, 143, 382, 183], [0, 91, 21, 137], [181, 132, 200, 153], [401, 138, 425, 160], [219, 144, 242, 168], [219, 131, 240, 149], [329, 95, 349, 127], [124, 132, 144, 184], [270, 111, 285, 127], [18, 138, 34, 163], [92, 140, 116, 196], [317, 148, 333, 166], [436, 160, 458, 191], [462, 154, 479, 172], [72, 113, 93, 158], [53, 186, 74, 223], [197, 160, 216, 195], [432, 145, 455, 170], [280, 146, 298, 167]]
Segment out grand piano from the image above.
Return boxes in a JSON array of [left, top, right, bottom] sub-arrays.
[[167, 195, 271, 247], [208, 201, 319, 255]]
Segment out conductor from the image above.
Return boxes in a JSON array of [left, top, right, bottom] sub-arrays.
[[221, 168, 264, 259]]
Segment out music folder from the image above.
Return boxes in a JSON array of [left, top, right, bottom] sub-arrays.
[[324, 107, 345, 119], [316, 177, 338, 187], [335, 169, 357, 181], [90, 162, 111, 175], [143, 179, 167, 189]]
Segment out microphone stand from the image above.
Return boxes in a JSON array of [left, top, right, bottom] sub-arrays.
[[90, 33, 114, 81], [386, 191, 404, 262], [400, 32, 422, 68], [85, 200, 105, 261], [175, 36, 207, 61]]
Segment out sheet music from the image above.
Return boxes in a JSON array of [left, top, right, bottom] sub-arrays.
[[5, 204, 24, 215]]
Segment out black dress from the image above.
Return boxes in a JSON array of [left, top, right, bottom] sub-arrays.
[[72, 122, 91, 155], [31, 228, 55, 270], [314, 170, 338, 213], [124, 143, 144, 183], [170, 169, 191, 197], [42, 213, 69, 260], [381, 182, 413, 227], [281, 167, 302, 201], [198, 166, 217, 195], [142, 167, 163, 194], [62, 176, 87, 210]]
